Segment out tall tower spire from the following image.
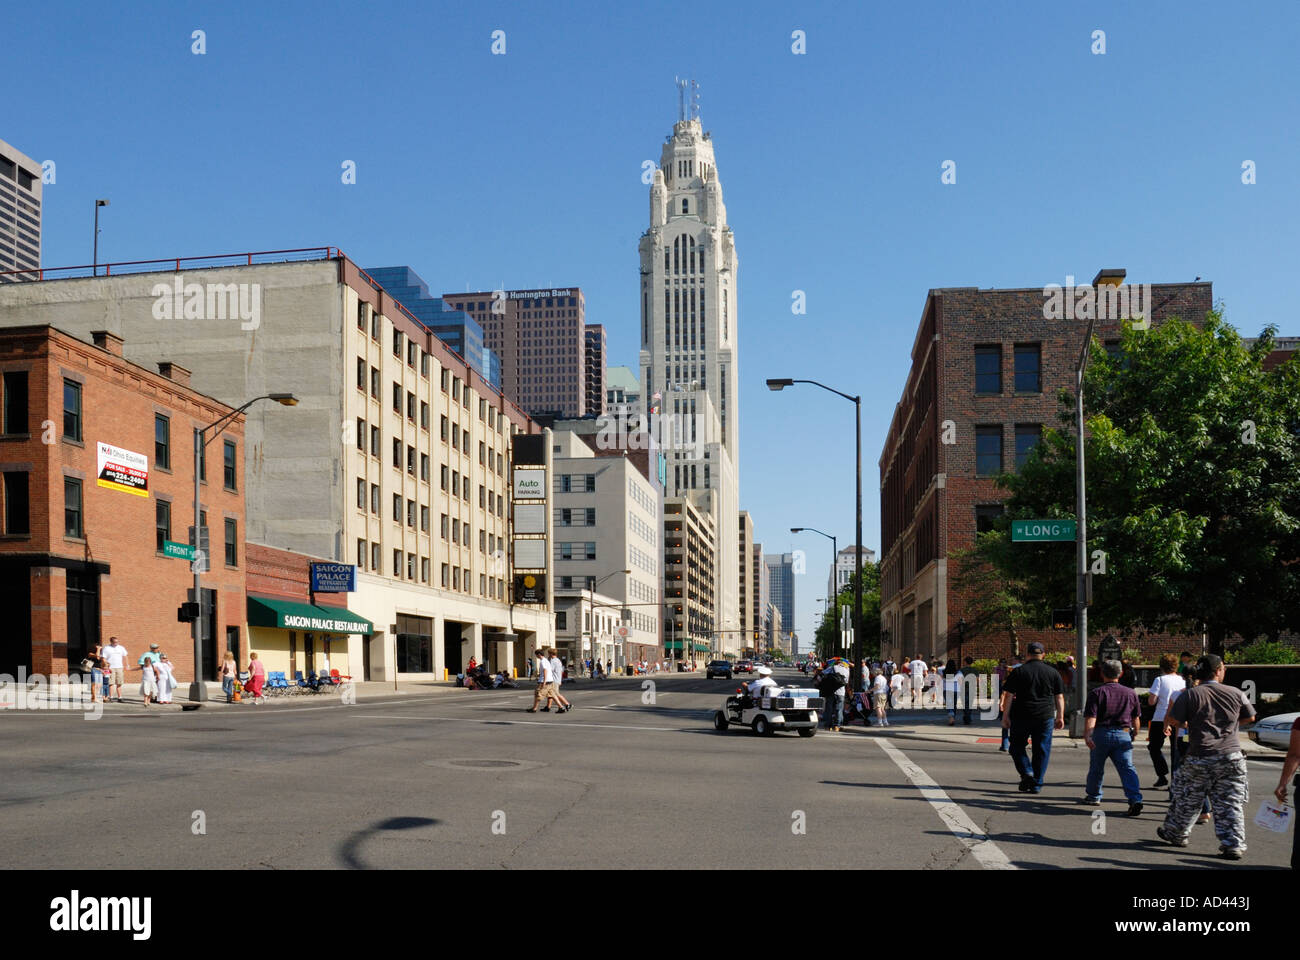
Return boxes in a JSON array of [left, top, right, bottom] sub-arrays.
[[637, 99, 741, 652]]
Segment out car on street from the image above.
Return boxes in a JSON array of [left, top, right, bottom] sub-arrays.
[[1248, 711, 1299, 750], [734, 660, 753, 674], [706, 659, 733, 679]]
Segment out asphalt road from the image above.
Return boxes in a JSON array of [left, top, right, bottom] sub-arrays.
[[1, 669, 1292, 869]]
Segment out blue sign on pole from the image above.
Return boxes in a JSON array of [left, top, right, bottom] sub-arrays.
[[311, 563, 357, 593]]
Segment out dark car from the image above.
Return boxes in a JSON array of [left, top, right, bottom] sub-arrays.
[[706, 660, 733, 679]]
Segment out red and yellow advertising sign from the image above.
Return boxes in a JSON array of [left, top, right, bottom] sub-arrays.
[[96, 442, 149, 497]]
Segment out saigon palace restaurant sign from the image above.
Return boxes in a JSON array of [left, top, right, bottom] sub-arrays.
[[96, 441, 149, 496]]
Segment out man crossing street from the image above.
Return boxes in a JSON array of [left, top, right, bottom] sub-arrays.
[[1000, 642, 1065, 793]]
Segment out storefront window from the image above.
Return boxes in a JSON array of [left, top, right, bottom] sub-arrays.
[[396, 614, 433, 673]]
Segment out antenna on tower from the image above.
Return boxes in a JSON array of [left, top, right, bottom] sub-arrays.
[[690, 79, 700, 121], [675, 76, 687, 122]]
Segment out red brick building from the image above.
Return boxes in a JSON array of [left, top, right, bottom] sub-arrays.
[[0, 326, 246, 681], [878, 279, 1214, 663]]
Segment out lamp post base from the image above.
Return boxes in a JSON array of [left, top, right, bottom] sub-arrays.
[[1069, 712, 1087, 738], [188, 681, 208, 704]]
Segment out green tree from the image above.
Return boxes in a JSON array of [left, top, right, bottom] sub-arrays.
[[980, 311, 1300, 654], [949, 530, 1035, 658], [814, 561, 882, 661]]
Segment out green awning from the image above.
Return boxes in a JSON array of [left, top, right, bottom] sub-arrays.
[[247, 595, 373, 635]]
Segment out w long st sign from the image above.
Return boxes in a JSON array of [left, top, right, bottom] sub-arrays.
[[1011, 519, 1077, 542]]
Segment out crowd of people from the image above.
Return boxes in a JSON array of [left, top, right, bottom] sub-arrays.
[[85, 637, 178, 706]]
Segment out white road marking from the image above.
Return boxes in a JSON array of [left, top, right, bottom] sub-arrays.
[[353, 714, 678, 732], [875, 738, 1017, 870]]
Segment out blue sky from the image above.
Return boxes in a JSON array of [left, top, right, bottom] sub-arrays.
[[10, 0, 1299, 649]]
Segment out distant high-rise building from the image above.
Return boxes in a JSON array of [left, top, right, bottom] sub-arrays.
[[443, 287, 589, 418], [0, 138, 41, 280], [584, 323, 607, 417], [605, 365, 640, 414], [364, 266, 500, 388], [738, 511, 754, 651], [638, 99, 741, 649], [764, 552, 795, 646], [829, 545, 875, 599]]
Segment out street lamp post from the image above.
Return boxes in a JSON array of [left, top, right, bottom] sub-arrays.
[[1070, 268, 1125, 736], [792, 525, 836, 660], [189, 393, 297, 705], [92, 199, 109, 277], [769, 378, 864, 692]]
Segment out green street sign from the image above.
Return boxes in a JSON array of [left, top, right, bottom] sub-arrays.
[[1011, 519, 1077, 542], [163, 540, 196, 561]]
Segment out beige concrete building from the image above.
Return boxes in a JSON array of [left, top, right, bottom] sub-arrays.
[[664, 495, 715, 664], [0, 138, 41, 280], [0, 252, 554, 679]]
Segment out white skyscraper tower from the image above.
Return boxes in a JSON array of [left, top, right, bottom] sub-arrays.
[[638, 83, 741, 650]]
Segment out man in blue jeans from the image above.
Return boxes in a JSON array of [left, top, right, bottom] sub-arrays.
[[999, 642, 1065, 793], [1082, 659, 1144, 816]]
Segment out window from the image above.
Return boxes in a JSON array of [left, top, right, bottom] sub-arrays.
[[453, 567, 460, 590], [357, 538, 366, 568], [155, 498, 171, 548], [420, 402, 429, 430], [452, 377, 460, 401], [357, 301, 366, 330], [408, 552, 416, 579], [392, 438, 401, 468], [974, 346, 1001, 394], [370, 483, 380, 514], [975, 426, 1003, 476], [1015, 424, 1042, 470], [479, 529, 486, 552], [2, 372, 27, 434], [420, 505, 429, 532], [479, 485, 485, 509], [441, 465, 448, 491], [370, 367, 380, 398], [224, 518, 238, 567], [441, 514, 449, 539], [441, 369, 449, 392], [155, 415, 171, 469], [393, 328, 403, 357], [453, 518, 460, 542], [356, 417, 365, 451], [441, 563, 449, 587], [421, 557, 430, 582], [394, 549, 402, 578], [372, 542, 381, 572], [63, 379, 82, 441], [2, 472, 29, 535], [975, 504, 1004, 534], [407, 392, 416, 421], [479, 398, 486, 420], [479, 442, 485, 465], [1014, 344, 1041, 392], [223, 440, 237, 490], [407, 341, 416, 367], [421, 352, 429, 378], [370, 425, 381, 457], [392, 493, 401, 521], [420, 453, 429, 481], [392, 383, 401, 413], [452, 471, 459, 497], [64, 477, 83, 537], [441, 416, 449, 442], [357, 357, 366, 390]]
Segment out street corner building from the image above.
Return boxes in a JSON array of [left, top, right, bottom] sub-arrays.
[[0, 325, 246, 682], [0, 250, 556, 682], [877, 277, 1214, 663]]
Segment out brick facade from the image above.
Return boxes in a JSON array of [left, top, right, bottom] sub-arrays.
[[879, 281, 1214, 663], [0, 325, 245, 682]]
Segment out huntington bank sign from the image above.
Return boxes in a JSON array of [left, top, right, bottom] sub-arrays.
[[1042, 276, 1151, 329]]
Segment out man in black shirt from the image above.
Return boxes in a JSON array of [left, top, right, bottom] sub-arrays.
[[999, 642, 1065, 793]]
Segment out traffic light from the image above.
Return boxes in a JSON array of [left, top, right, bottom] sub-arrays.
[[177, 601, 200, 623]]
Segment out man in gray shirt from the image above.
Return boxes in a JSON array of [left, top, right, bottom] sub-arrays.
[[1156, 654, 1255, 860]]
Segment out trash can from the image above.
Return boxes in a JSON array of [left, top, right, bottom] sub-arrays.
[[625, 664, 634, 676], [677, 661, 685, 672]]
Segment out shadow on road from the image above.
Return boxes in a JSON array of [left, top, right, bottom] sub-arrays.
[[339, 816, 439, 869]]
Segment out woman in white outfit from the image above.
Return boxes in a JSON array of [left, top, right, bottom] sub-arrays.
[[155, 654, 177, 704], [140, 657, 158, 705]]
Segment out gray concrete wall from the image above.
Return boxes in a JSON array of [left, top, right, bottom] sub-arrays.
[[0, 260, 345, 558]]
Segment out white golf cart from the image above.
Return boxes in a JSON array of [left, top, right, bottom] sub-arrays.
[[712, 686, 823, 737]]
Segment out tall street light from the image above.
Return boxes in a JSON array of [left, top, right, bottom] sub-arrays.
[[768, 377, 864, 692], [792, 526, 837, 657], [1071, 268, 1125, 735], [92, 199, 110, 276], [188, 393, 297, 705], [587, 569, 630, 673]]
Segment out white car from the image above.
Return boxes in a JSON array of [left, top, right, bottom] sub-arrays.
[[712, 686, 823, 737], [1248, 712, 1298, 751]]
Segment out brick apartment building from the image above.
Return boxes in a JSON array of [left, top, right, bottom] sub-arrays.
[[0, 326, 246, 681], [878, 278, 1214, 663]]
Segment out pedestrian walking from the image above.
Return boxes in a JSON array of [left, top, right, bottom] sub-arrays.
[[138, 645, 160, 706], [960, 657, 977, 725], [871, 670, 889, 726], [245, 651, 267, 703], [1177, 650, 1196, 684], [88, 643, 108, 704], [999, 641, 1065, 793], [529, 649, 550, 711], [908, 655, 927, 707], [155, 654, 177, 704], [1157, 655, 1255, 860], [220, 651, 237, 703], [888, 669, 906, 711], [1146, 654, 1185, 788], [942, 659, 960, 726], [102, 636, 128, 702], [549, 649, 571, 713], [1081, 659, 1144, 816], [1272, 715, 1300, 870]]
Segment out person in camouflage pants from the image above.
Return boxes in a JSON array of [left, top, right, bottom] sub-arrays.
[[1156, 655, 1255, 860], [1161, 753, 1249, 851]]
